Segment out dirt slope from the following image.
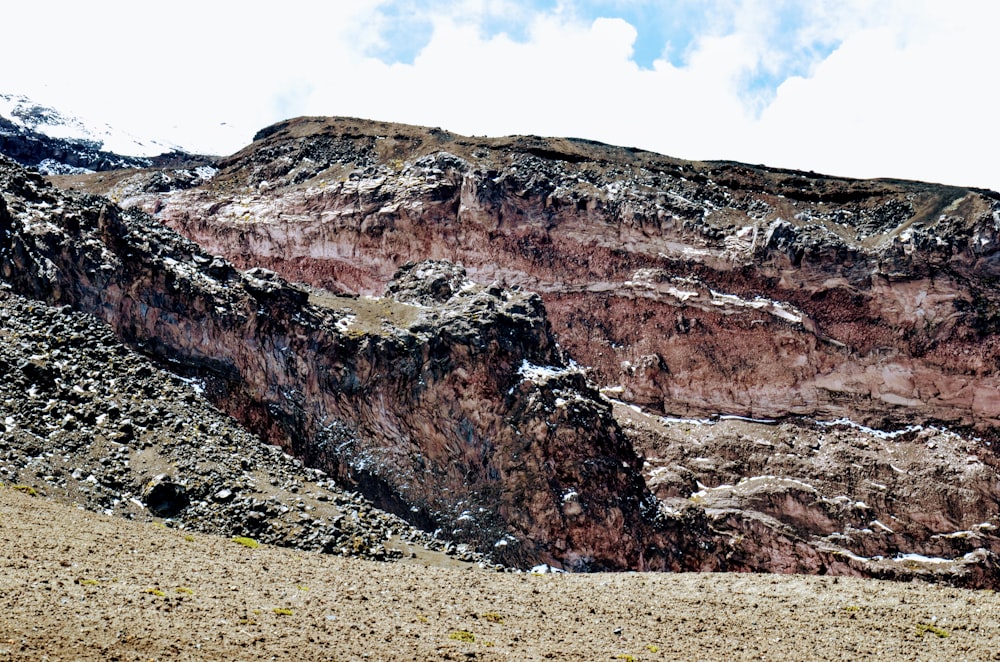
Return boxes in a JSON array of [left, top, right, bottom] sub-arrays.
[[2, 486, 997, 661]]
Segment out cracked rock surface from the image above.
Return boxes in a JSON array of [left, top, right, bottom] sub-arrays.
[[74, 116, 1000, 434], [0, 284, 483, 564]]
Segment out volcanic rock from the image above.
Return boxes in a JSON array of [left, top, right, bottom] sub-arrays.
[[83, 116, 1000, 435], [0, 280, 449, 562], [0, 154, 667, 571], [15, 117, 1000, 586], [142, 474, 189, 517]]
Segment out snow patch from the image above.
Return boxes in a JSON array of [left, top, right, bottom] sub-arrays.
[[0, 92, 184, 157], [894, 553, 956, 565], [177, 375, 206, 395], [707, 289, 805, 325], [870, 519, 895, 533], [818, 418, 923, 440], [529, 564, 565, 574], [194, 165, 218, 181], [517, 360, 582, 384], [667, 286, 698, 301], [335, 314, 357, 334]]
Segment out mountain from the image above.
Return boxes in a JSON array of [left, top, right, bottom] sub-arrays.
[[75, 116, 1000, 433], [0, 93, 213, 174], [6, 115, 1000, 586], [0, 155, 679, 572]]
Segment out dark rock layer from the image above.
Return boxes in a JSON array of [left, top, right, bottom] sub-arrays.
[[0, 155, 671, 571], [99, 116, 1000, 437]]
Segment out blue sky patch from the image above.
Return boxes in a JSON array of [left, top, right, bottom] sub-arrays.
[[365, 2, 437, 65], [738, 4, 840, 114], [569, 0, 719, 69], [366, 0, 840, 108]]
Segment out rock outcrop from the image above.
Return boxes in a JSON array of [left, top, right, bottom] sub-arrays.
[[619, 404, 1000, 587], [0, 283, 443, 562], [0, 93, 212, 174], [0, 155, 668, 571], [17, 117, 1000, 587], [84, 117, 1000, 436]]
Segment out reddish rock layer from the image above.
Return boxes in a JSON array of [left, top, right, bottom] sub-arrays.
[[0, 158, 668, 570], [33, 120, 1000, 587], [81, 117, 1000, 436]]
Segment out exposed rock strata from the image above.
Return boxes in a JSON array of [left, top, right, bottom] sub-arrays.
[[0, 278, 459, 563], [1, 156, 670, 571], [17, 118, 1000, 586], [618, 404, 1000, 586], [81, 117, 1000, 435]]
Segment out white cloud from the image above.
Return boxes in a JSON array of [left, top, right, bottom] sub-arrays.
[[1, 1, 997, 190], [0, 1, 379, 154], [751, 2, 1000, 188]]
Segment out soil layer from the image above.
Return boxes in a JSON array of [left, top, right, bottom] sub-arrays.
[[2, 486, 997, 661]]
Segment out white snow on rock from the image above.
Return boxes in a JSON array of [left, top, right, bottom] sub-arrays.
[[708, 289, 805, 324], [176, 375, 206, 395], [893, 553, 957, 565], [529, 564, 565, 574], [667, 286, 698, 301], [817, 417, 924, 440], [335, 314, 357, 334], [870, 519, 895, 533], [0, 92, 184, 157], [517, 360, 583, 384], [194, 165, 218, 180]]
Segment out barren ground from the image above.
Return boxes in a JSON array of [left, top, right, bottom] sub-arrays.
[[2, 487, 998, 661]]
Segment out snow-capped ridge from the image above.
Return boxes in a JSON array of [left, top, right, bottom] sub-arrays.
[[0, 92, 184, 158]]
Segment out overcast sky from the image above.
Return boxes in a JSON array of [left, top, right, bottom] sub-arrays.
[[2, 1, 996, 190]]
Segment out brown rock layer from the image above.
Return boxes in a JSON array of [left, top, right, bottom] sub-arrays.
[[81, 116, 1000, 436], [0, 156, 675, 570], [29, 119, 1000, 586]]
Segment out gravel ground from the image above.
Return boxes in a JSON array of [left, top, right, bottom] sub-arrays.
[[2, 486, 998, 661], [0, 286, 487, 566]]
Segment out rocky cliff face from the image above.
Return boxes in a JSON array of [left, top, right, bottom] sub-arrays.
[[0, 281, 446, 563], [21, 116, 1000, 586], [0, 155, 672, 571], [79, 117, 1000, 438]]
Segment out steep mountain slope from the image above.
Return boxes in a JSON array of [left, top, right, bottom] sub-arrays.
[[0, 279, 458, 563], [40, 118, 1000, 585], [0, 93, 212, 174], [0, 155, 680, 571], [69, 116, 1000, 436]]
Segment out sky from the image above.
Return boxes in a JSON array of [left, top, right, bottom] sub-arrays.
[[2, 1, 997, 191]]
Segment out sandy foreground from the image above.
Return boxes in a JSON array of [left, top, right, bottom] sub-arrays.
[[1, 487, 998, 661]]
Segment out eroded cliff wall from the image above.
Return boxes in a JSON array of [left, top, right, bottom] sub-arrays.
[[1, 157, 672, 570], [88, 117, 1000, 435]]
